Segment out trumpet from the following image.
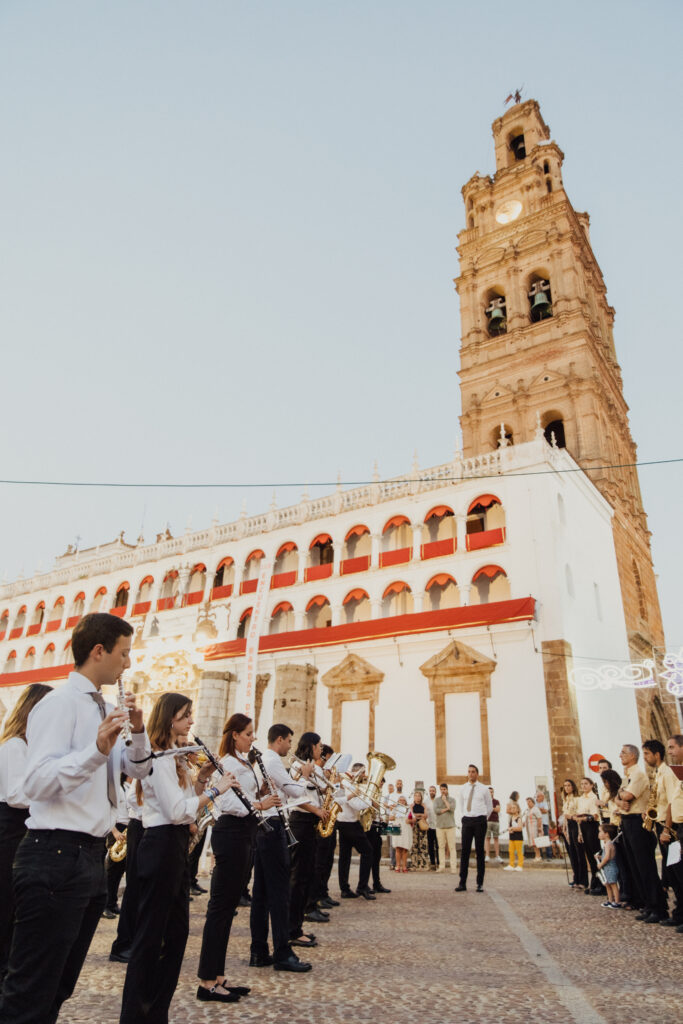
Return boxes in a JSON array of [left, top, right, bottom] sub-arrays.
[[192, 734, 273, 833], [117, 677, 132, 746]]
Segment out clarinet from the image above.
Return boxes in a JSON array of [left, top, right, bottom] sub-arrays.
[[116, 676, 132, 746], [251, 745, 298, 849], [192, 734, 273, 832]]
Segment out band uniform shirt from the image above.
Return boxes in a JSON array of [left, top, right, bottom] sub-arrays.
[[23, 671, 151, 838], [433, 795, 455, 830], [140, 755, 198, 828], [0, 737, 30, 809], [114, 779, 130, 826], [334, 792, 368, 823], [288, 763, 322, 815], [670, 780, 683, 824], [213, 753, 258, 818], [125, 780, 142, 822], [259, 748, 305, 818], [562, 795, 578, 819], [622, 763, 650, 814], [655, 762, 679, 823], [576, 793, 600, 818], [458, 781, 493, 819]]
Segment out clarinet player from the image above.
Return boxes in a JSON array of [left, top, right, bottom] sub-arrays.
[[0, 613, 150, 1024]]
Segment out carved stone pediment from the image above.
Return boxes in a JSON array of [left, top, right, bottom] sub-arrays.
[[322, 652, 384, 697], [420, 639, 495, 681]]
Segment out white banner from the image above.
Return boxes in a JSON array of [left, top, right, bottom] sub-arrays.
[[243, 558, 273, 717]]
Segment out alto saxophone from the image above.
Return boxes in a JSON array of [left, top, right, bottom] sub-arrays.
[[317, 765, 340, 838], [108, 830, 127, 863], [643, 772, 659, 832]]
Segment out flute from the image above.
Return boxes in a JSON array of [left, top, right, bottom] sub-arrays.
[[117, 676, 132, 746], [251, 745, 298, 848], [192, 734, 273, 832]]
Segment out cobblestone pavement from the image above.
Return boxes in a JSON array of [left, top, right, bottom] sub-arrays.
[[65, 862, 681, 1024]]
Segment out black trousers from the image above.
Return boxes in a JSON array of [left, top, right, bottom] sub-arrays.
[[111, 818, 143, 957], [188, 828, 207, 884], [620, 815, 667, 918], [0, 804, 27, 980], [313, 829, 336, 901], [369, 825, 384, 888], [655, 822, 683, 922], [119, 824, 190, 1024], [567, 820, 587, 886], [197, 816, 254, 980], [459, 815, 487, 887], [0, 829, 106, 1024], [613, 830, 634, 905], [427, 828, 439, 866], [250, 818, 292, 963], [578, 819, 603, 889], [288, 813, 317, 939], [337, 821, 372, 893], [105, 821, 128, 910]]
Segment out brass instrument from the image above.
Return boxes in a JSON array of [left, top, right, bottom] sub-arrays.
[[317, 764, 342, 838], [108, 829, 127, 863], [643, 772, 659, 832], [189, 798, 218, 854], [343, 752, 396, 832], [192, 734, 273, 833]]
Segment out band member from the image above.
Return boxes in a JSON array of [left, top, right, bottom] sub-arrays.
[[455, 764, 493, 893], [665, 734, 683, 933], [249, 723, 313, 972], [615, 743, 667, 922], [287, 732, 328, 945], [110, 777, 144, 963], [369, 779, 391, 894], [0, 683, 52, 979], [0, 613, 149, 1024], [196, 713, 278, 999], [336, 762, 375, 899], [575, 778, 604, 895], [561, 779, 584, 888], [103, 775, 129, 918], [312, 743, 340, 911], [120, 692, 235, 1021], [641, 739, 682, 926]]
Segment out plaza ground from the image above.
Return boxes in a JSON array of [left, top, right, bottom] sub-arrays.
[[69, 862, 679, 1023]]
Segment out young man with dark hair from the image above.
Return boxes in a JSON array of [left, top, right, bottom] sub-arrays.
[[0, 612, 151, 1023], [642, 739, 682, 928], [311, 744, 339, 910], [616, 743, 667, 923], [456, 764, 493, 893]]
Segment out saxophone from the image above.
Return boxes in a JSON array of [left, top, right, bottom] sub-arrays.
[[643, 770, 659, 832], [317, 765, 341, 838], [108, 830, 127, 863]]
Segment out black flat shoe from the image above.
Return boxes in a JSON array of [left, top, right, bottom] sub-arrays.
[[372, 885, 391, 894], [340, 890, 358, 899], [320, 896, 340, 907], [476, 885, 484, 893], [304, 909, 329, 923], [220, 984, 251, 996], [290, 935, 318, 948], [274, 955, 312, 973], [454, 884, 467, 892], [196, 986, 240, 1003], [249, 954, 273, 967], [108, 950, 130, 963], [102, 909, 117, 920], [356, 888, 376, 901], [190, 884, 207, 896]]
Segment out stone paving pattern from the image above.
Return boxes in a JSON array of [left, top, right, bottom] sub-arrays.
[[65, 863, 681, 1023]]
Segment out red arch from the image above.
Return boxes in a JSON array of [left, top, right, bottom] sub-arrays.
[[309, 534, 332, 549], [467, 494, 501, 514], [137, 577, 153, 590], [74, 591, 86, 602], [25, 647, 36, 658], [271, 601, 293, 617], [343, 588, 369, 605], [424, 505, 454, 522], [63, 639, 71, 651], [95, 586, 107, 597], [382, 515, 410, 534], [215, 557, 234, 572], [44, 643, 55, 654], [34, 601, 45, 611], [306, 594, 329, 612], [344, 524, 369, 541], [17, 606, 27, 615], [239, 607, 253, 623], [382, 581, 411, 599], [245, 549, 265, 565], [190, 563, 206, 575], [426, 573, 457, 591], [53, 596, 65, 606], [276, 541, 297, 557], [162, 570, 178, 582], [116, 582, 130, 594], [7, 650, 17, 660], [472, 564, 506, 582]]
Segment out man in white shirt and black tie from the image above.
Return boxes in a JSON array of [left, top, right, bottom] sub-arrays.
[[0, 613, 150, 1024], [455, 764, 493, 893]]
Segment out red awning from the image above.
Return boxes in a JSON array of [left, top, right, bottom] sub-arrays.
[[343, 588, 369, 605], [306, 595, 329, 612], [95, 586, 107, 596], [54, 596, 65, 606], [344, 524, 370, 541], [245, 549, 265, 564], [239, 607, 253, 622], [74, 591, 86, 602], [17, 606, 26, 614], [116, 582, 130, 593], [7, 651, 17, 660], [163, 570, 178, 581], [382, 515, 410, 534], [271, 601, 293, 617], [25, 647, 36, 658], [473, 564, 506, 581], [382, 581, 411, 598], [424, 505, 454, 522], [44, 643, 55, 653], [35, 601, 45, 610], [426, 573, 456, 590], [309, 534, 332, 548], [467, 494, 501, 514], [216, 557, 234, 571], [276, 541, 298, 557], [191, 563, 206, 574]]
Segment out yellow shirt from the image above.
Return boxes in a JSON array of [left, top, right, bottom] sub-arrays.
[[655, 763, 679, 823], [670, 780, 683, 824], [623, 763, 650, 814], [576, 792, 600, 817], [562, 795, 578, 817]]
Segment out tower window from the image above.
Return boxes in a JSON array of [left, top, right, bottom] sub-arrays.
[[510, 134, 526, 161], [546, 178, 553, 193], [544, 419, 566, 448], [485, 295, 507, 337], [543, 160, 550, 174], [528, 279, 552, 322]]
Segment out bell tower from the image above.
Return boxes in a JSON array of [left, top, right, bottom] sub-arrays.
[[455, 98, 675, 740]]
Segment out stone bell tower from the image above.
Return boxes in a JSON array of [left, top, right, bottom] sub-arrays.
[[454, 98, 676, 741]]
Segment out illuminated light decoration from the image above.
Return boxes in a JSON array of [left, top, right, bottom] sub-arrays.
[[660, 649, 683, 697], [569, 660, 656, 692]]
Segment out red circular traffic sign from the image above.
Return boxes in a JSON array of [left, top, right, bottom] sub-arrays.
[[588, 753, 606, 773]]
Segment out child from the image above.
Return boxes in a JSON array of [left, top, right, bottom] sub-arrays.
[[596, 823, 620, 908], [504, 792, 524, 871]]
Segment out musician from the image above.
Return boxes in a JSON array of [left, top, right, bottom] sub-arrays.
[[336, 762, 375, 900], [369, 778, 391, 894], [249, 723, 313, 972], [560, 779, 584, 889], [641, 739, 682, 927], [615, 743, 667, 922], [575, 778, 604, 895], [665, 735, 683, 933], [110, 777, 144, 963], [0, 613, 149, 1024], [0, 683, 52, 980], [196, 713, 278, 1000], [311, 743, 340, 911], [287, 732, 328, 946], [103, 775, 130, 918], [120, 692, 236, 1020]]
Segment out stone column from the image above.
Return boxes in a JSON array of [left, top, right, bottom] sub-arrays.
[[297, 548, 308, 585], [332, 540, 342, 578], [370, 598, 382, 620], [541, 640, 584, 807], [273, 663, 318, 741], [412, 591, 424, 614], [455, 514, 467, 554], [370, 533, 381, 569], [194, 670, 236, 755], [330, 604, 343, 627], [411, 522, 423, 562], [458, 583, 471, 607]]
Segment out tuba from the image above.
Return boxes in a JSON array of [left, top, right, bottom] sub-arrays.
[[350, 752, 396, 832]]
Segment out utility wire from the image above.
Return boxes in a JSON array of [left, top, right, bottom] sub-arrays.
[[0, 457, 681, 490]]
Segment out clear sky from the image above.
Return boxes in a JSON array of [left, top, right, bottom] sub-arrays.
[[2, 1, 682, 644]]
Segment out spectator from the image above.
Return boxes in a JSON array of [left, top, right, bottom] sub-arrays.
[[424, 786, 439, 871], [484, 787, 502, 863], [576, 777, 604, 895], [523, 796, 543, 862], [391, 797, 412, 873], [504, 792, 524, 871], [455, 765, 492, 893], [597, 823, 620, 908], [434, 783, 457, 874], [535, 790, 552, 860], [561, 779, 585, 890], [408, 791, 430, 871]]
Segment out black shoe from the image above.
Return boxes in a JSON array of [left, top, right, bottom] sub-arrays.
[[676, 924, 683, 934], [197, 985, 240, 1003], [274, 955, 312, 973], [109, 950, 131, 963], [659, 918, 679, 927], [221, 985, 251, 996], [320, 896, 340, 907], [372, 885, 391, 894], [102, 909, 117, 920], [642, 913, 664, 924], [454, 884, 467, 892], [249, 954, 273, 967], [476, 885, 484, 893], [635, 913, 649, 921], [238, 895, 251, 907], [356, 888, 376, 901], [304, 909, 329, 923], [340, 889, 358, 899], [290, 934, 318, 947], [190, 883, 207, 895]]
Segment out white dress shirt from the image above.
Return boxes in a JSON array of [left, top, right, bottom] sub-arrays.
[[213, 753, 259, 817], [141, 754, 198, 828], [334, 792, 369, 823], [288, 764, 322, 815], [0, 737, 30, 809], [458, 780, 494, 819], [24, 672, 151, 838], [125, 780, 143, 822], [258, 748, 306, 818], [114, 780, 130, 826]]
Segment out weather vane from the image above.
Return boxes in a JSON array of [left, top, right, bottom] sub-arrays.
[[504, 87, 523, 106]]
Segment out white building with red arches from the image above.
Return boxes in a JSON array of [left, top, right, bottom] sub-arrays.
[[0, 430, 643, 809]]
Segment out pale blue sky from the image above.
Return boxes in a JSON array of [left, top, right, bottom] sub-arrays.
[[2, 1, 682, 643]]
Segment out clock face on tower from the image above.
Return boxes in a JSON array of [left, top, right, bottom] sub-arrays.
[[495, 199, 523, 225]]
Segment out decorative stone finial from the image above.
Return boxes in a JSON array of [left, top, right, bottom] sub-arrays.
[[498, 423, 510, 449], [534, 410, 544, 440]]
